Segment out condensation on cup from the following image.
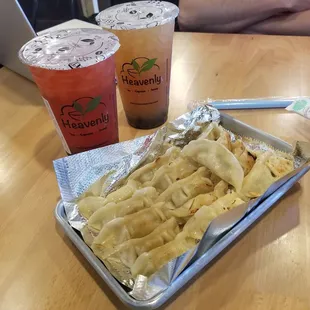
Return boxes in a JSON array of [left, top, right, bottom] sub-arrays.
[[97, 1, 179, 129], [19, 28, 120, 154]]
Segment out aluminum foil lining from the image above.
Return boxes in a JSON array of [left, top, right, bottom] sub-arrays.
[[53, 105, 309, 301], [96, 1, 179, 30], [19, 28, 120, 70]]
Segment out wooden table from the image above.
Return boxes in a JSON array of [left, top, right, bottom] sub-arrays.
[[1, 32, 310, 310]]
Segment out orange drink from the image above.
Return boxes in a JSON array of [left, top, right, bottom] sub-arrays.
[[97, 1, 179, 129], [19, 28, 120, 154]]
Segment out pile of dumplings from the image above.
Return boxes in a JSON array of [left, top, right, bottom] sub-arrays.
[[78, 122, 294, 281]]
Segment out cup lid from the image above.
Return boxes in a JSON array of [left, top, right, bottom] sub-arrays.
[[19, 28, 120, 70], [96, 1, 179, 30]]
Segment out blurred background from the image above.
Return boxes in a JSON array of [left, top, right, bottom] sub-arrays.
[[18, 0, 179, 32]]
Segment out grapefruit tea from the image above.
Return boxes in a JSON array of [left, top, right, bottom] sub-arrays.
[[19, 28, 120, 154]]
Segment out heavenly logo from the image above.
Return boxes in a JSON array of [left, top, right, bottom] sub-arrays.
[[121, 57, 162, 86], [60, 96, 109, 133]]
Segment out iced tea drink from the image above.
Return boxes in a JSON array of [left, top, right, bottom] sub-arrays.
[[97, 1, 179, 129], [19, 28, 120, 154]]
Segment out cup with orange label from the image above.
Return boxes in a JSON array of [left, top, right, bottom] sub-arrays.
[[19, 28, 120, 154], [97, 1, 179, 129]]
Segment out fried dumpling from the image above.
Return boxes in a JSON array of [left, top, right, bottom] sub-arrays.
[[128, 146, 181, 184], [155, 167, 214, 209], [144, 156, 199, 193], [91, 204, 172, 260], [132, 192, 245, 278], [170, 192, 217, 220], [77, 196, 106, 219], [81, 225, 96, 246], [217, 130, 232, 151], [88, 187, 158, 233], [209, 173, 222, 186], [231, 140, 255, 176], [198, 122, 222, 141], [101, 180, 140, 206], [241, 152, 294, 198], [131, 232, 196, 278], [108, 218, 180, 269], [184, 192, 245, 240], [199, 123, 232, 151], [214, 180, 229, 198], [182, 140, 244, 192], [265, 153, 294, 177]]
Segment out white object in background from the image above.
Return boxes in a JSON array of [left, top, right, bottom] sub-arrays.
[[37, 19, 101, 36], [80, 0, 99, 17], [286, 98, 310, 120]]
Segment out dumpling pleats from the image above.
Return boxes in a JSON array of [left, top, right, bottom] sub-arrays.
[[182, 140, 244, 192]]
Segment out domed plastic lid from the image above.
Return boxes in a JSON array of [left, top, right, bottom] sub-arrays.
[[96, 1, 179, 30], [19, 28, 120, 70]]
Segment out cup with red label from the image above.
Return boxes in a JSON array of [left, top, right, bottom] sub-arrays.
[[19, 28, 120, 154]]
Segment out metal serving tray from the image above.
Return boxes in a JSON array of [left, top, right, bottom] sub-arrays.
[[54, 113, 310, 309]]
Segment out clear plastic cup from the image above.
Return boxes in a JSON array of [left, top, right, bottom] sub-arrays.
[[97, 1, 179, 129], [19, 28, 120, 154]]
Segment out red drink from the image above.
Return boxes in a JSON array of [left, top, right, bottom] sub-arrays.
[[19, 28, 120, 154]]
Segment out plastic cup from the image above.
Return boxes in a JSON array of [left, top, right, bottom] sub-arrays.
[[19, 28, 120, 154], [97, 1, 179, 129]]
